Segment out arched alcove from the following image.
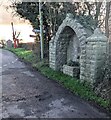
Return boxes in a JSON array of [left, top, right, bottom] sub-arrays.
[[49, 13, 88, 79], [56, 26, 80, 71]]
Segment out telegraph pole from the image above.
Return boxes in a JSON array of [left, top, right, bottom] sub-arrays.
[[39, 0, 44, 60]]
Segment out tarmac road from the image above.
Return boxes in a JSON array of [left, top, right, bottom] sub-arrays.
[[1, 49, 111, 118]]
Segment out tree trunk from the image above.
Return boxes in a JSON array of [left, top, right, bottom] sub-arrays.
[[95, 2, 102, 27], [105, 2, 111, 38]]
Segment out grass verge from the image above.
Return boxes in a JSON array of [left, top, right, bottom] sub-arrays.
[[7, 48, 111, 112]]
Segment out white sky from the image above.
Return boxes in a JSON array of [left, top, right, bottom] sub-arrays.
[[0, 0, 35, 42]]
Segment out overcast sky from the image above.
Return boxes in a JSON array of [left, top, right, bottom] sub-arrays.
[[0, 0, 34, 42], [0, 0, 29, 25]]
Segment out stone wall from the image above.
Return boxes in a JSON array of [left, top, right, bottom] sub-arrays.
[[94, 42, 111, 100], [85, 28, 108, 86]]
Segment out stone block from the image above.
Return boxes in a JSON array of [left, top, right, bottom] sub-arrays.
[[63, 65, 80, 78]]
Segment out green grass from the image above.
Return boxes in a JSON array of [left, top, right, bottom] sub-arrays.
[[8, 48, 111, 111], [8, 48, 37, 63]]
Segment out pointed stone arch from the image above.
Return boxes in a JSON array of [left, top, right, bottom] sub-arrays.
[[49, 13, 88, 79]]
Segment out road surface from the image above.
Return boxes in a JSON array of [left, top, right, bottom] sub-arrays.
[[0, 49, 110, 118]]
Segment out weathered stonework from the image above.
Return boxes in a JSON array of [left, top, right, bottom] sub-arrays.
[[94, 42, 111, 100], [49, 13, 87, 81], [49, 14, 107, 85], [63, 65, 79, 77], [49, 13, 110, 101], [85, 28, 108, 86]]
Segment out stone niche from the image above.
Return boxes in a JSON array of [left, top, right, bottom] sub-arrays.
[[63, 32, 80, 78], [67, 34, 80, 63], [49, 13, 87, 79], [55, 26, 80, 78]]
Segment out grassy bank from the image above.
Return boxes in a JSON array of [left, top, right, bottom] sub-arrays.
[[8, 48, 111, 112]]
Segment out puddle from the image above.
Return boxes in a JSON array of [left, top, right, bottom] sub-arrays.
[[41, 98, 78, 118], [2, 111, 9, 118], [3, 105, 25, 117], [49, 98, 64, 108], [25, 115, 37, 118], [0, 102, 2, 119], [22, 71, 35, 77]]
